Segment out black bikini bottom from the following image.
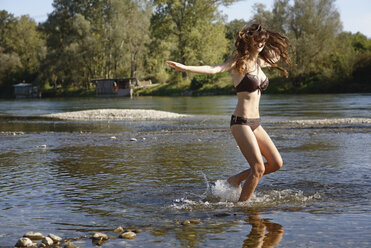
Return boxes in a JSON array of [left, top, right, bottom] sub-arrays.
[[230, 115, 261, 131]]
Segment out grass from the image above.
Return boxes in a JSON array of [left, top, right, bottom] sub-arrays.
[[136, 74, 235, 96]]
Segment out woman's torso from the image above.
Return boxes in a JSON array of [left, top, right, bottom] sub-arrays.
[[231, 64, 267, 118]]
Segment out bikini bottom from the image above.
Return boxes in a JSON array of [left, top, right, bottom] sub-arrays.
[[230, 115, 261, 131]]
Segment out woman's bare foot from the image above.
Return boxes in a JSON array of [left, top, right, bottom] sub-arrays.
[[227, 175, 241, 188], [227, 169, 251, 188]]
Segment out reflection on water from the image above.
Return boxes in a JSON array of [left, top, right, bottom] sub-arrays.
[[0, 94, 370, 247], [243, 214, 284, 248]]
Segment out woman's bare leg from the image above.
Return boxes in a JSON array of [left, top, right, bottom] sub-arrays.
[[230, 125, 265, 202], [228, 125, 283, 187]]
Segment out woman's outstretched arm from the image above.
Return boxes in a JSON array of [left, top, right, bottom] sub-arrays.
[[166, 58, 235, 75]]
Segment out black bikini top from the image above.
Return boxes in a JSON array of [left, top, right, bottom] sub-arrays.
[[235, 73, 269, 93]]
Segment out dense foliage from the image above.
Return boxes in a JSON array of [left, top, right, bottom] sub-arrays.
[[0, 0, 370, 97]]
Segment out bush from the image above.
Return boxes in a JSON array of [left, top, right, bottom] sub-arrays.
[[190, 74, 221, 90]]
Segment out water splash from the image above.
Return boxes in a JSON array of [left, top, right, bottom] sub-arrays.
[[210, 180, 242, 202], [170, 183, 321, 211]]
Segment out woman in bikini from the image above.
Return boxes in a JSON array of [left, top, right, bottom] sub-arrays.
[[167, 24, 291, 202]]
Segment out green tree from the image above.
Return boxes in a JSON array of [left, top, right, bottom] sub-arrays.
[[0, 11, 45, 95], [40, 0, 151, 88], [149, 0, 237, 83], [224, 19, 247, 58], [250, 0, 342, 82], [288, 0, 342, 77]]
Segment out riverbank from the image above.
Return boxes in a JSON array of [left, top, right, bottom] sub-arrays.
[[1, 73, 369, 100], [136, 77, 371, 96]]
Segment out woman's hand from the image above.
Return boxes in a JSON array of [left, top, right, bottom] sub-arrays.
[[166, 61, 187, 72]]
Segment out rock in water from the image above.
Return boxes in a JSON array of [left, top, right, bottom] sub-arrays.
[[15, 237, 34, 247], [190, 219, 202, 224], [114, 226, 124, 233], [119, 231, 136, 239], [182, 220, 191, 225], [23, 232, 44, 240], [48, 233, 62, 243], [41, 236, 54, 246], [63, 242, 77, 248], [92, 232, 108, 241]]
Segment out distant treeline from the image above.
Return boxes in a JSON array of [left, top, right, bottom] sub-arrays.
[[0, 0, 370, 97]]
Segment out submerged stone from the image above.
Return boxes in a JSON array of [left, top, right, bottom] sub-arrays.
[[41, 236, 54, 246], [63, 242, 78, 248], [114, 226, 124, 233], [182, 220, 191, 225], [189, 219, 202, 224], [92, 232, 108, 240], [15, 237, 35, 247], [48, 233, 62, 242], [119, 231, 136, 239], [23, 232, 44, 240]]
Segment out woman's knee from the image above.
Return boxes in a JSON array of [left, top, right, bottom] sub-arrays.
[[273, 158, 283, 171], [251, 163, 265, 177]]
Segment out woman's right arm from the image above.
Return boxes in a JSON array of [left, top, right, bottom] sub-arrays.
[[166, 58, 235, 75]]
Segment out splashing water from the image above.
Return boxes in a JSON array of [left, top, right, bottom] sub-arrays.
[[210, 180, 242, 202]]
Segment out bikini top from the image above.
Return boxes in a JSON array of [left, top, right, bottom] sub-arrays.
[[235, 73, 269, 93]]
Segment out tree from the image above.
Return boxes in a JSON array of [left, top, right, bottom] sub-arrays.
[[149, 0, 237, 82], [40, 0, 151, 88], [288, 0, 342, 76], [224, 19, 247, 58], [251, 0, 342, 80], [0, 11, 45, 95]]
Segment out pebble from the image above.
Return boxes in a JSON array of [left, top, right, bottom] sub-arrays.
[[215, 213, 230, 217], [41, 236, 54, 246], [110, 136, 117, 139], [182, 220, 191, 225], [114, 226, 124, 233], [15, 237, 35, 247], [92, 232, 108, 241], [133, 229, 143, 233], [130, 138, 137, 141], [24, 232, 44, 240], [189, 219, 202, 225], [64, 242, 78, 248], [119, 231, 136, 239], [48, 233, 62, 243]]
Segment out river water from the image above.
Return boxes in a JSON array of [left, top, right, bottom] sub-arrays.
[[0, 94, 370, 247]]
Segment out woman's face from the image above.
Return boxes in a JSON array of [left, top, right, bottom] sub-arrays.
[[251, 37, 266, 53], [248, 27, 268, 53]]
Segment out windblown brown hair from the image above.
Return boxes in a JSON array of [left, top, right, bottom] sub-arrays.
[[234, 24, 291, 77]]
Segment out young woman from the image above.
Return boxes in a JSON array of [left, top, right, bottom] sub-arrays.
[[167, 24, 291, 202]]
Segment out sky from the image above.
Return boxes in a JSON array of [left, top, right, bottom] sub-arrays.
[[1, 0, 370, 38]]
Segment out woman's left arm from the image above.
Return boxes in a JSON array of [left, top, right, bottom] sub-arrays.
[[167, 58, 235, 75]]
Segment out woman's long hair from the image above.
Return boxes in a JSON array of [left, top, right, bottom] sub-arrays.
[[234, 24, 291, 77]]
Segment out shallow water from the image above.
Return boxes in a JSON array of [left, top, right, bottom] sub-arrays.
[[0, 94, 370, 247]]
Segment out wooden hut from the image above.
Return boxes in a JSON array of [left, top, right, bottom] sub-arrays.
[[13, 83, 41, 99], [93, 78, 136, 97]]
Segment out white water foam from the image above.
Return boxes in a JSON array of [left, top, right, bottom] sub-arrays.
[[170, 182, 321, 210], [210, 180, 242, 202]]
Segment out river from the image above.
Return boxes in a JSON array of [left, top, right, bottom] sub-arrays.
[[0, 94, 370, 247]]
